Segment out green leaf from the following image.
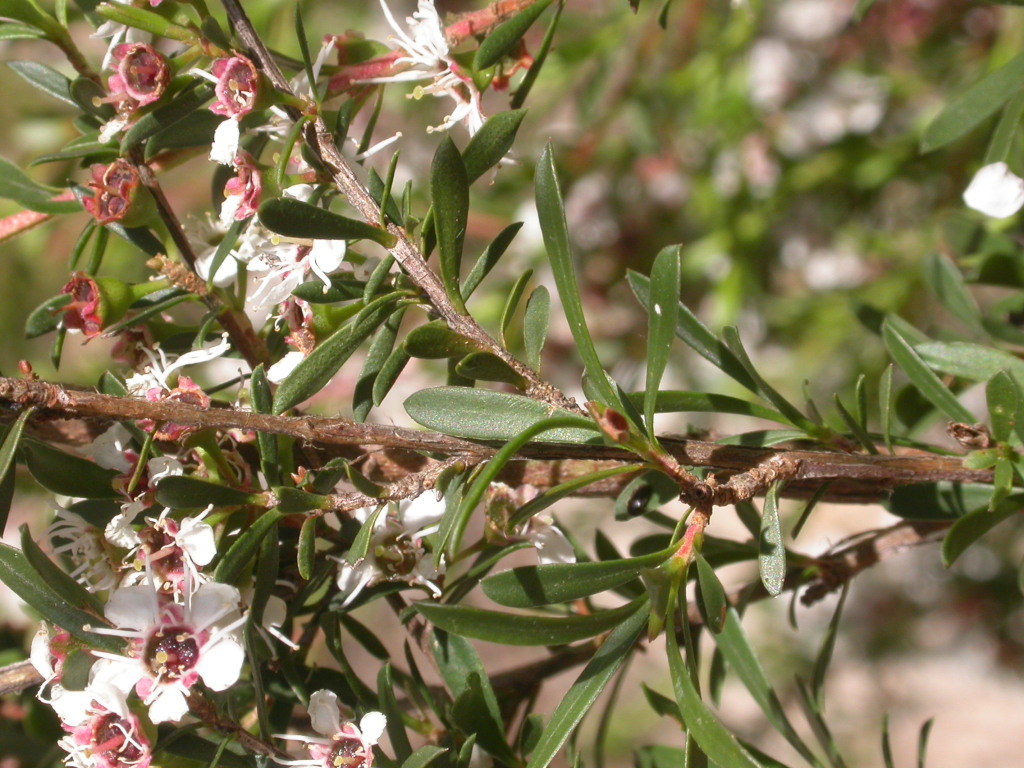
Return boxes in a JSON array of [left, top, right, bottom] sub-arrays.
[[272, 294, 397, 413], [373, 346, 411, 407], [415, 599, 643, 645], [985, 88, 1024, 164], [155, 476, 260, 509], [455, 352, 527, 386], [759, 482, 785, 597], [481, 548, 673, 607], [887, 482, 992, 520], [883, 319, 975, 423], [463, 222, 523, 299], [922, 52, 1024, 152], [120, 82, 215, 151], [880, 364, 895, 454], [402, 746, 448, 768], [345, 505, 385, 565], [917, 718, 935, 768], [0, 542, 121, 653], [405, 386, 600, 442], [645, 245, 681, 435], [404, 321, 481, 359], [853, 0, 878, 20], [524, 597, 648, 768], [444, 654, 516, 759], [377, 665, 413, 763], [0, 156, 78, 214], [475, 0, 553, 69], [666, 616, 763, 768], [297, 515, 317, 581], [0, 22, 45, 40], [22, 440, 119, 498], [463, 109, 528, 181], [0, 408, 31, 535], [354, 309, 404, 422], [915, 340, 1024, 383], [694, 555, 727, 634], [627, 390, 788, 423], [500, 269, 533, 347], [710, 607, 817, 765], [523, 286, 550, 371], [986, 370, 1020, 443], [922, 254, 985, 338], [536, 144, 619, 409], [7, 60, 74, 107], [431, 136, 470, 314], [214, 510, 285, 584], [941, 494, 1022, 567], [145, 109, 221, 159], [258, 198, 397, 248], [94, 1, 197, 41], [811, 583, 849, 709]]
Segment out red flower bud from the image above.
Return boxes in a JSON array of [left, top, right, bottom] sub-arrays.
[[57, 272, 167, 337], [222, 151, 262, 221]]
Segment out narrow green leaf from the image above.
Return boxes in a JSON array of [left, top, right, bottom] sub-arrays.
[[21, 523, 104, 615], [345, 505, 386, 566], [273, 294, 397, 413], [354, 309, 404, 422], [475, 0, 553, 69], [916, 340, 1024, 384], [0, 542, 121, 653], [214, 510, 285, 584], [94, 1, 197, 41], [710, 607, 817, 765], [759, 482, 785, 597], [23, 440, 119, 498], [917, 718, 935, 768], [887, 482, 993, 520], [627, 390, 788, 423], [524, 597, 648, 768], [510, 0, 562, 109], [833, 394, 878, 454], [405, 321, 480, 359], [853, 0, 878, 20], [155, 476, 260, 509], [402, 746, 448, 768], [942, 494, 1021, 567], [455, 352, 527, 386], [431, 136, 470, 314], [258, 198, 397, 248], [694, 555, 727, 634], [645, 245, 681, 435], [811, 583, 849, 708], [297, 515, 317, 581], [463, 222, 523, 299], [405, 386, 600, 442], [515, 465, 638, 528], [500, 269, 533, 346], [880, 364, 895, 454], [0, 22, 45, 40], [462, 109, 528, 181], [416, 599, 641, 646], [923, 254, 986, 337], [373, 346, 411, 407], [986, 370, 1020, 443], [145, 109, 221, 159], [453, 673, 517, 761], [377, 665, 413, 762], [0, 156, 78, 214], [7, 60, 74, 106], [120, 82, 214, 151], [0, 407, 32, 535], [536, 144, 619, 409], [986, 88, 1024, 165], [524, 286, 550, 371], [922, 52, 1024, 152], [482, 548, 673, 607], [667, 616, 763, 768], [883, 319, 975, 423]]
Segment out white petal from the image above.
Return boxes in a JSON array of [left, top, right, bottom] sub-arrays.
[[267, 350, 306, 384], [147, 456, 184, 483], [210, 118, 241, 165], [104, 585, 158, 629], [30, 626, 53, 679], [530, 525, 576, 565], [105, 509, 142, 549], [86, 425, 134, 472], [963, 162, 1024, 219], [147, 685, 190, 723], [47, 685, 97, 726], [196, 247, 239, 287], [89, 657, 144, 696], [308, 689, 342, 736], [189, 582, 242, 629], [359, 711, 387, 745], [399, 490, 446, 533], [196, 634, 244, 690], [176, 518, 216, 566]]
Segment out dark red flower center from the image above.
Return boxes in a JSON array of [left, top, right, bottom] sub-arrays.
[[145, 625, 199, 679]]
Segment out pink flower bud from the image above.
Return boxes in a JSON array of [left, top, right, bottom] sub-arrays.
[[209, 54, 260, 118], [222, 151, 262, 221], [108, 43, 170, 109]]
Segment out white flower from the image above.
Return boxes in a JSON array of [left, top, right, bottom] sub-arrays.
[[277, 690, 385, 768], [964, 162, 1024, 219], [89, 581, 245, 723], [45, 506, 119, 592], [210, 117, 241, 165], [335, 491, 447, 607], [374, 0, 486, 134], [56, 680, 153, 768], [125, 333, 232, 394], [519, 514, 575, 565]]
